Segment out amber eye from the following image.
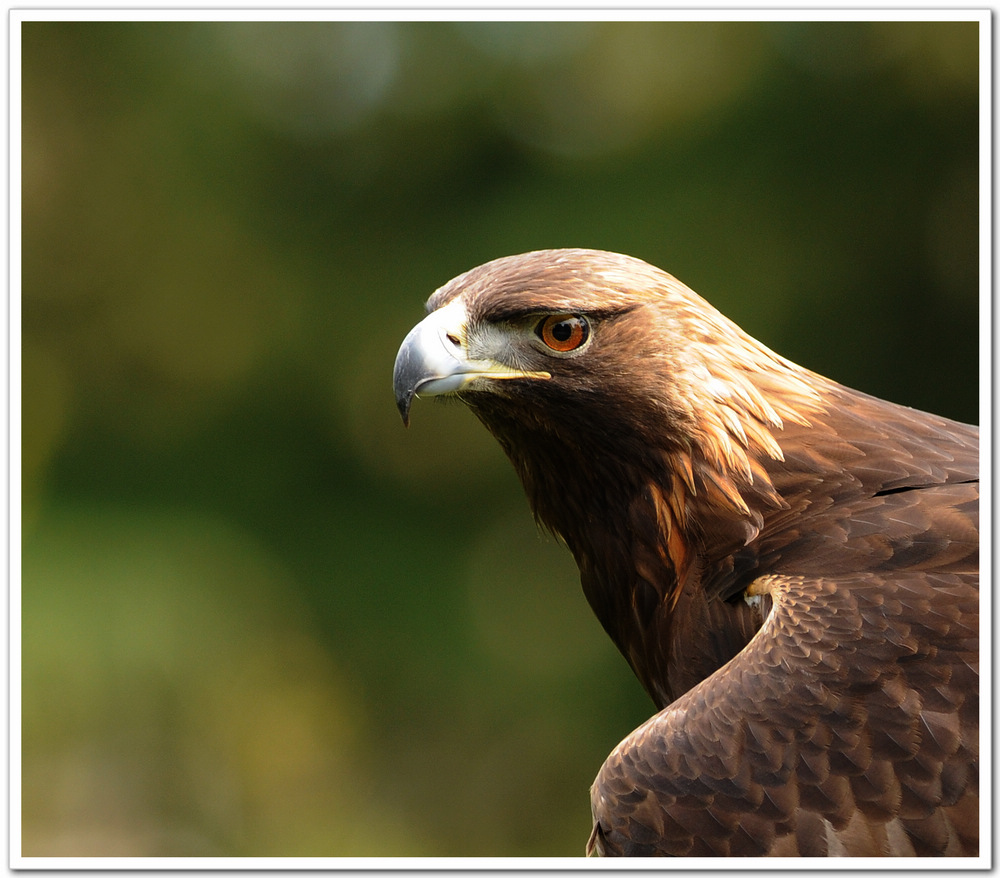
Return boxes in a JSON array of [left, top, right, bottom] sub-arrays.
[[536, 314, 590, 353]]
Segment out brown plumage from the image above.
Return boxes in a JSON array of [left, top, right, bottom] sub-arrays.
[[392, 249, 979, 857]]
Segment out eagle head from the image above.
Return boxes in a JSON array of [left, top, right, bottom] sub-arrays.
[[392, 250, 818, 527], [394, 250, 686, 432]]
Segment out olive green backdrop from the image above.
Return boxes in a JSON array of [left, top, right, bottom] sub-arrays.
[[21, 20, 980, 857]]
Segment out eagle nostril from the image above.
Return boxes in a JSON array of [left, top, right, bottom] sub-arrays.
[[446, 333, 461, 347]]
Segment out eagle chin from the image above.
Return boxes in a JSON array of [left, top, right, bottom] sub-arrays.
[[393, 249, 979, 858]]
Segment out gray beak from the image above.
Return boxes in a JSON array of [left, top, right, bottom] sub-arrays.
[[392, 299, 550, 426], [393, 300, 473, 426]]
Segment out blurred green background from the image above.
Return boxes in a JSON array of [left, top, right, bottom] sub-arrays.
[[21, 20, 979, 858]]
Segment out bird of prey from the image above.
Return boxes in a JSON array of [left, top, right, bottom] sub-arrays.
[[392, 249, 979, 857]]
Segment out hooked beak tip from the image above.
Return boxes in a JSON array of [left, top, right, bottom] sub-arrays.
[[396, 392, 413, 427]]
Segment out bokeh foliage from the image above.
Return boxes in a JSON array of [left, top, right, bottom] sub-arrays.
[[21, 20, 979, 857]]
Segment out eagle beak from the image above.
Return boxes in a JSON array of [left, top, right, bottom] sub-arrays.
[[393, 299, 549, 426]]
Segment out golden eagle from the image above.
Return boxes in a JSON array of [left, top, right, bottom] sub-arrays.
[[392, 249, 979, 857]]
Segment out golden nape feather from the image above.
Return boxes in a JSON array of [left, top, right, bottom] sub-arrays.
[[393, 249, 979, 858]]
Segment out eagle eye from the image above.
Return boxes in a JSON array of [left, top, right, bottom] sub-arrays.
[[537, 314, 590, 353]]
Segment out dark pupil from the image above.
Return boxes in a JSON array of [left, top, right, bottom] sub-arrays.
[[552, 320, 573, 342]]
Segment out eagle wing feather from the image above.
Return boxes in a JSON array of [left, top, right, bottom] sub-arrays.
[[589, 480, 978, 857]]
